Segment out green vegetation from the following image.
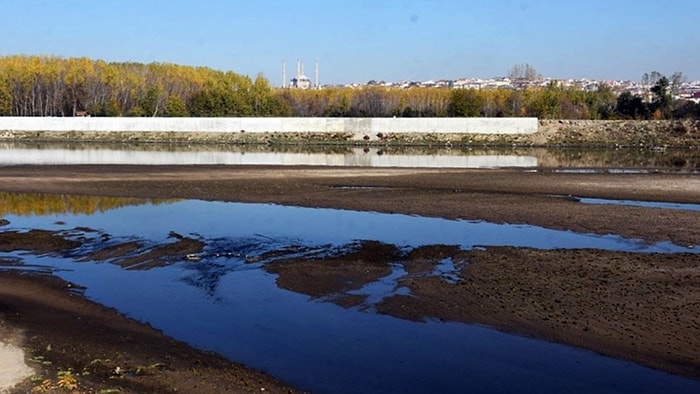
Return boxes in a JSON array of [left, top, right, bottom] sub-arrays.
[[1, 55, 699, 119]]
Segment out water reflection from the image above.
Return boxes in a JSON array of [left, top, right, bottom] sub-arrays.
[[4, 199, 695, 255], [1, 141, 699, 169], [2, 197, 700, 393], [0, 142, 535, 168], [0, 192, 175, 216]]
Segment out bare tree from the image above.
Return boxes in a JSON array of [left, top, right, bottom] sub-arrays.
[[670, 71, 686, 96], [508, 63, 540, 89], [649, 71, 662, 86]]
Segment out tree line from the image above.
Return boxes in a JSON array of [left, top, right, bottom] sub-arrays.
[[615, 73, 700, 120], [0, 55, 281, 117], [1, 55, 698, 119]]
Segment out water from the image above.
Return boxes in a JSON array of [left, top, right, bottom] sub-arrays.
[[0, 143, 535, 168], [1, 142, 699, 170], [2, 198, 700, 393], [7, 200, 695, 253], [578, 197, 700, 212]]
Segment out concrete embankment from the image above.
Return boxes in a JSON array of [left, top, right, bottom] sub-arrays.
[[0, 117, 536, 145], [0, 116, 535, 134], [1, 117, 699, 147]]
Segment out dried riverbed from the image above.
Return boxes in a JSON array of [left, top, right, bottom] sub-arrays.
[[1, 164, 700, 391]]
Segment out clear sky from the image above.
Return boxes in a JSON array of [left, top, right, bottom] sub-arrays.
[[1, 0, 698, 86]]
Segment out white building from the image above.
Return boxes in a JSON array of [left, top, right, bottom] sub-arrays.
[[286, 60, 317, 89]]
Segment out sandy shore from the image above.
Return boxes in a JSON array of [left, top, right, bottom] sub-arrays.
[[1, 164, 700, 391]]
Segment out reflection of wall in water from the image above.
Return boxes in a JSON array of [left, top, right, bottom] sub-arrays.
[[0, 147, 537, 168]]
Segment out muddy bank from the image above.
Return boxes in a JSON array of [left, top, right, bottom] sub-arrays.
[[2, 216, 699, 385], [1, 166, 699, 247], [386, 246, 700, 378], [536, 119, 700, 147], [1, 165, 700, 390], [262, 241, 700, 379], [0, 225, 300, 393]]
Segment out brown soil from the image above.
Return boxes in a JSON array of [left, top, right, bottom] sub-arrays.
[[1, 164, 700, 390]]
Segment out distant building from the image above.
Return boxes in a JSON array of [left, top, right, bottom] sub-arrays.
[[290, 73, 311, 89], [284, 60, 318, 89]]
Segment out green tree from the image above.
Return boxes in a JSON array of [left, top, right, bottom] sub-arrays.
[[266, 94, 292, 116], [188, 88, 252, 117], [650, 76, 671, 118], [525, 82, 561, 119], [585, 84, 616, 119], [139, 87, 162, 117], [188, 90, 222, 117], [672, 100, 700, 119], [447, 89, 482, 117], [615, 92, 647, 119], [126, 106, 146, 117], [164, 96, 188, 117], [324, 91, 350, 117], [88, 99, 121, 116]]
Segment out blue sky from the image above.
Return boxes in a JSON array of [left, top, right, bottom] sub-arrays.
[[1, 0, 698, 85]]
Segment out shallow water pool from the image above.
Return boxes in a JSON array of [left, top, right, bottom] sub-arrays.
[[2, 198, 699, 393]]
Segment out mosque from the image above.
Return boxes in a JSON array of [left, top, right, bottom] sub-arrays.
[[283, 60, 319, 89]]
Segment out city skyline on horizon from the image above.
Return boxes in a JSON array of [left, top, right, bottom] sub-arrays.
[[282, 59, 700, 87], [1, 1, 698, 86]]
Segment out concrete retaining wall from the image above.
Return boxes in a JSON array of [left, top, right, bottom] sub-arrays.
[[0, 117, 538, 137]]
